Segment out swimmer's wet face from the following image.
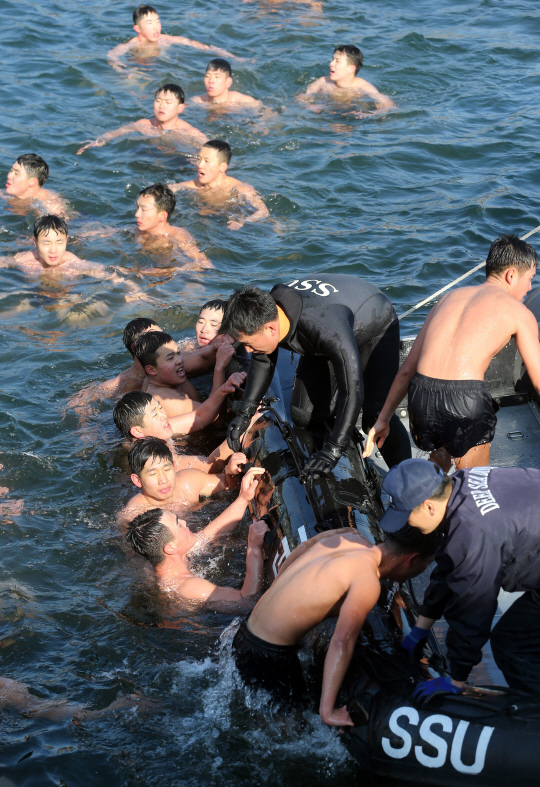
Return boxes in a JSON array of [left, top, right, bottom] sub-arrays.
[[135, 194, 164, 232], [513, 263, 537, 302], [204, 65, 233, 100], [133, 454, 176, 501], [160, 510, 197, 554], [140, 398, 173, 440], [196, 145, 228, 185], [133, 9, 161, 43], [6, 154, 49, 198], [34, 224, 68, 267], [153, 89, 183, 124], [152, 341, 187, 385], [196, 306, 224, 346], [329, 51, 356, 83]]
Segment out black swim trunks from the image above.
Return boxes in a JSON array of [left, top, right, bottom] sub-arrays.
[[232, 618, 308, 709], [408, 372, 499, 458]]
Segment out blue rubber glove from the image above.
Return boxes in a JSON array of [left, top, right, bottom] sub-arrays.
[[413, 676, 462, 700], [401, 625, 430, 658]]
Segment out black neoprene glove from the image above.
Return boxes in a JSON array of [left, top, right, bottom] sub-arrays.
[[227, 400, 259, 451], [300, 441, 343, 481]]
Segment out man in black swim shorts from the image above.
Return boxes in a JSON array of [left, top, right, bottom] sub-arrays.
[[222, 275, 412, 479], [364, 234, 540, 470]]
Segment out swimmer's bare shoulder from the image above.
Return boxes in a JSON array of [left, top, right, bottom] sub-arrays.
[[170, 179, 198, 192], [304, 76, 333, 95]]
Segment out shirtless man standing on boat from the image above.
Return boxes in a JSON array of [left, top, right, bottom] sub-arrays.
[[364, 234, 540, 471], [170, 140, 269, 231], [2, 154, 68, 218], [107, 4, 242, 76], [126, 466, 268, 603], [298, 45, 395, 118], [232, 524, 439, 724]]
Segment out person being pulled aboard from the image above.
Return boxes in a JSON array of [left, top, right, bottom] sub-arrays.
[[379, 458, 540, 698], [364, 234, 540, 471], [232, 523, 440, 723], [222, 276, 411, 478]]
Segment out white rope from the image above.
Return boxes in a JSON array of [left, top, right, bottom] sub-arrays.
[[398, 224, 540, 321]]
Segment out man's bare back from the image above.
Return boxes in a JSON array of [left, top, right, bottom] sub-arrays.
[[416, 280, 538, 380], [248, 531, 380, 645]]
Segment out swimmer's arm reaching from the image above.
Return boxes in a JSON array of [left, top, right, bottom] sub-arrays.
[[173, 228, 214, 268], [77, 120, 148, 155], [160, 33, 244, 61], [320, 574, 380, 726], [210, 342, 236, 394], [181, 519, 268, 603], [167, 371, 247, 434], [199, 467, 265, 540], [363, 309, 435, 458], [107, 40, 136, 73], [228, 185, 269, 231], [353, 83, 396, 118]]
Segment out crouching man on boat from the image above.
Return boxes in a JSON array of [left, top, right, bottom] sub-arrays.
[[126, 467, 269, 604], [222, 275, 412, 479], [231, 524, 440, 725], [379, 458, 540, 698], [364, 234, 540, 471]]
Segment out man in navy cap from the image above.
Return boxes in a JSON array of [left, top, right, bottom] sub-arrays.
[[381, 458, 540, 696]]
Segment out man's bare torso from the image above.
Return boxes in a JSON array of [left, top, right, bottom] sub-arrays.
[[416, 282, 529, 380], [12, 250, 101, 279], [248, 532, 380, 645], [179, 175, 250, 208]]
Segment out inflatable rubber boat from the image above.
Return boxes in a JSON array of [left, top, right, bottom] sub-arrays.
[[232, 288, 540, 785]]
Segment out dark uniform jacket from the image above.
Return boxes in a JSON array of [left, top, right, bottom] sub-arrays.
[[241, 275, 395, 448], [420, 466, 540, 681]]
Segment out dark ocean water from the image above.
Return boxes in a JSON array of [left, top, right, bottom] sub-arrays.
[[0, 0, 540, 784]]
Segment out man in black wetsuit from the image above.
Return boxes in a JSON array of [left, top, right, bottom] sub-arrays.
[[379, 458, 540, 697], [222, 276, 412, 478]]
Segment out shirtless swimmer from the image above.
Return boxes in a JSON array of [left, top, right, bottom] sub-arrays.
[[232, 525, 440, 724]]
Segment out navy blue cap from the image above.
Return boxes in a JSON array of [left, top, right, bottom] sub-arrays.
[[379, 459, 445, 533]]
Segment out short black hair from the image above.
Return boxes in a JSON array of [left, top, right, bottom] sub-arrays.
[[385, 522, 445, 560], [127, 508, 171, 566], [113, 391, 153, 438], [198, 298, 227, 317], [202, 139, 232, 166], [133, 4, 157, 24], [221, 285, 278, 339], [17, 154, 49, 186], [139, 184, 176, 219], [155, 83, 185, 104], [133, 330, 174, 369], [128, 436, 173, 476], [334, 44, 363, 74], [206, 58, 232, 77], [485, 234, 538, 278], [33, 215, 68, 240], [122, 317, 161, 356], [429, 473, 453, 501]]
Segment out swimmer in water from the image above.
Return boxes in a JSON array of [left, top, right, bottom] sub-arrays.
[[298, 45, 395, 118], [0, 677, 152, 721], [117, 437, 246, 527], [170, 140, 269, 231], [232, 524, 439, 722], [195, 299, 227, 347], [113, 391, 247, 473], [134, 184, 213, 270], [133, 331, 242, 418], [0, 215, 145, 301], [77, 84, 207, 155], [2, 154, 69, 218], [107, 4, 243, 76], [126, 466, 268, 604], [192, 59, 263, 109]]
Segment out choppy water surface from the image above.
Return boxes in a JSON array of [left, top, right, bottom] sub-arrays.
[[1, 0, 540, 783]]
